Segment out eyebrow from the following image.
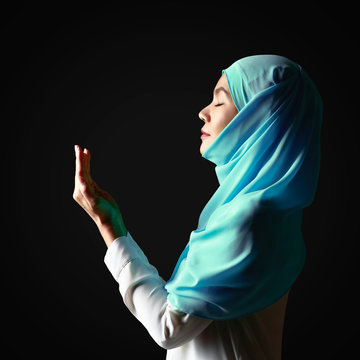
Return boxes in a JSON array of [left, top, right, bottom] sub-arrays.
[[214, 86, 229, 96]]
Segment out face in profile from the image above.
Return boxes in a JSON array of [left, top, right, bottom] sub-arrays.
[[199, 73, 238, 155]]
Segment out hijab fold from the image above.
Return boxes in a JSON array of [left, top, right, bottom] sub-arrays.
[[165, 55, 322, 320]]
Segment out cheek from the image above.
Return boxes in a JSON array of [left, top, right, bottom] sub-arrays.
[[212, 111, 235, 135]]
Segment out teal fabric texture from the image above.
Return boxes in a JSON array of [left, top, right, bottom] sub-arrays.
[[165, 55, 323, 320]]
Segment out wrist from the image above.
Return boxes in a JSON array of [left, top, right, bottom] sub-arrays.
[[96, 214, 128, 248]]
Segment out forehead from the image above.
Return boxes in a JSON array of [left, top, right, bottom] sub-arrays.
[[214, 73, 228, 90]]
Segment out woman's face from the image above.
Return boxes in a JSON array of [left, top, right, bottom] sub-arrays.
[[199, 73, 238, 155]]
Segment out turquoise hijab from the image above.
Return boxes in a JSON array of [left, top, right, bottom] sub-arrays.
[[165, 55, 323, 320]]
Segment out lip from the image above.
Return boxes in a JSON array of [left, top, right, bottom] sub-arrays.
[[201, 129, 211, 139]]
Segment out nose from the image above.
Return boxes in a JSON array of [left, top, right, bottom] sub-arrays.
[[198, 106, 209, 123]]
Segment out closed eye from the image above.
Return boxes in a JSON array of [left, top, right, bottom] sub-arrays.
[[215, 103, 224, 107]]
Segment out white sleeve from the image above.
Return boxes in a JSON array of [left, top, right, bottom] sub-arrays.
[[104, 231, 212, 349]]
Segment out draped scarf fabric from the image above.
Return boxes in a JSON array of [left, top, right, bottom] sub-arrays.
[[165, 55, 323, 320]]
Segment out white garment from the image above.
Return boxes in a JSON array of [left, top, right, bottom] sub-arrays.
[[104, 231, 289, 360]]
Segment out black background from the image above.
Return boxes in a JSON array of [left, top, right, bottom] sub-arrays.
[[2, 3, 358, 359]]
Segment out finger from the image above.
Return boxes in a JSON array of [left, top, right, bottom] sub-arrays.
[[83, 148, 92, 185], [80, 146, 87, 178], [84, 148, 91, 176], [75, 145, 82, 177], [75, 145, 87, 185]]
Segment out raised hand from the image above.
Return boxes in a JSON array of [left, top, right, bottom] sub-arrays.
[[73, 145, 127, 247]]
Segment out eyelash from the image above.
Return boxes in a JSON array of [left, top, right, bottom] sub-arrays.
[[215, 103, 224, 107]]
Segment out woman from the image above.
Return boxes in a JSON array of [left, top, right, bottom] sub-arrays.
[[73, 55, 322, 359]]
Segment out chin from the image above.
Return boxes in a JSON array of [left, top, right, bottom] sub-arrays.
[[200, 143, 207, 155], [200, 137, 212, 155]]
